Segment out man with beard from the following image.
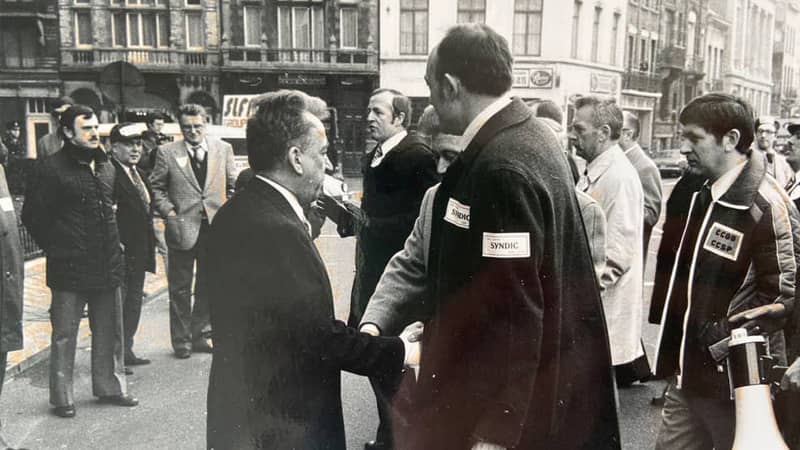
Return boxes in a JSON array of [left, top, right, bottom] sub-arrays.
[[320, 88, 438, 450], [22, 105, 137, 418]]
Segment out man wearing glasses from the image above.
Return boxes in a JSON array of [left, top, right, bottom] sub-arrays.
[[754, 116, 793, 186], [150, 104, 236, 359]]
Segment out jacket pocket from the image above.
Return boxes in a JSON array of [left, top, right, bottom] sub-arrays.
[[164, 215, 185, 249]]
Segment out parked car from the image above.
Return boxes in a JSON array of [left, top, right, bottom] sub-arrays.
[[652, 149, 688, 178]]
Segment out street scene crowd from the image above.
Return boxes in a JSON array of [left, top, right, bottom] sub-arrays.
[[2, 21, 800, 450]]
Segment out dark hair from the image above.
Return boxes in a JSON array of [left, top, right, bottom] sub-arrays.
[[434, 23, 512, 97], [246, 90, 328, 172], [532, 100, 563, 124], [147, 112, 166, 125], [754, 116, 780, 132], [371, 88, 413, 128], [49, 96, 74, 118], [58, 104, 95, 138], [177, 104, 207, 121], [574, 96, 624, 140], [624, 111, 641, 140], [679, 93, 754, 153]]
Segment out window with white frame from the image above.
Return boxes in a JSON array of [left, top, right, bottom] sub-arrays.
[[113, 12, 169, 47], [591, 6, 601, 62], [186, 0, 201, 6], [513, 0, 543, 56], [185, 12, 204, 48], [339, 7, 358, 48], [399, 0, 428, 55], [278, 1, 325, 49], [457, 0, 485, 24], [74, 11, 92, 47], [243, 5, 262, 46]]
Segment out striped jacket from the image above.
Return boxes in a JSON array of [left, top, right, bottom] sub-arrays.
[[653, 153, 799, 399]]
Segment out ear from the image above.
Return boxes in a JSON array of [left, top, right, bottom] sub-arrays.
[[442, 73, 461, 100], [724, 129, 741, 152], [287, 146, 304, 175], [393, 111, 406, 127], [62, 125, 74, 140], [599, 124, 612, 142]]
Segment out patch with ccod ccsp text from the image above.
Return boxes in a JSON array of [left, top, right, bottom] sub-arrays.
[[703, 222, 743, 261]]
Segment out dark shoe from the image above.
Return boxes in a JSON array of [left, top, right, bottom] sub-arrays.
[[175, 348, 191, 359], [192, 340, 213, 353], [124, 367, 134, 375], [52, 404, 76, 418], [98, 394, 139, 407], [364, 441, 391, 450], [125, 355, 151, 366]]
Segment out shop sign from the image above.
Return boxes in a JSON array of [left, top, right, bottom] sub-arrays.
[[529, 68, 554, 89], [512, 70, 530, 88], [278, 74, 327, 86], [221, 94, 258, 128], [590, 73, 618, 95]]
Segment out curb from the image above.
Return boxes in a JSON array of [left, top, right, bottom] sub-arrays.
[[7, 277, 168, 379]]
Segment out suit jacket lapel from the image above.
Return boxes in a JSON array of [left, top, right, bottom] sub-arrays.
[[113, 159, 148, 215], [173, 144, 202, 192], [203, 139, 219, 193]]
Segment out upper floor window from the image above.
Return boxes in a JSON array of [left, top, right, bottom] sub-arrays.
[[185, 12, 204, 48], [243, 4, 262, 46], [339, 7, 358, 48], [513, 0, 543, 56], [113, 12, 169, 47], [399, 0, 427, 55], [278, 0, 325, 49], [74, 11, 92, 47], [457, 0, 485, 24], [1, 20, 38, 67]]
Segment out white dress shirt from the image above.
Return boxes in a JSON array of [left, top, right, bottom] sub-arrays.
[[710, 159, 747, 202], [371, 130, 408, 168], [255, 175, 311, 237], [459, 96, 513, 151]]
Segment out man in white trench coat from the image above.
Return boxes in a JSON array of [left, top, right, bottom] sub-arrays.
[[571, 96, 648, 386]]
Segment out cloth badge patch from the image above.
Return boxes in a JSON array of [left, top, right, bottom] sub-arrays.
[[482, 232, 530, 258], [0, 197, 12, 212], [444, 198, 470, 229], [703, 222, 743, 261], [176, 156, 189, 168]]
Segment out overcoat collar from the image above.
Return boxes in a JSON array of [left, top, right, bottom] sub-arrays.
[[717, 151, 765, 210]]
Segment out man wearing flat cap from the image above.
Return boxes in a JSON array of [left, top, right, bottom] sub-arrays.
[[109, 123, 156, 371]]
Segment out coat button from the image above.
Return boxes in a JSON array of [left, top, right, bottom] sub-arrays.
[[5, 272, 11, 279]]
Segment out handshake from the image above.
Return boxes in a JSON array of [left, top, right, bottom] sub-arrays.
[[361, 322, 423, 368]]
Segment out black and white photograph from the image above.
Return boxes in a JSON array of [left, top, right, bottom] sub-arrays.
[[1, 0, 800, 448]]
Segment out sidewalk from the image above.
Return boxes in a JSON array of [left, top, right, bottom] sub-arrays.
[[6, 257, 168, 376]]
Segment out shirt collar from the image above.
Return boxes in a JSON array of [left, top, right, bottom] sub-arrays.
[[584, 144, 624, 184], [380, 130, 407, 155], [255, 175, 311, 236], [623, 143, 641, 155], [710, 159, 748, 202], [459, 96, 513, 151], [185, 139, 207, 154]]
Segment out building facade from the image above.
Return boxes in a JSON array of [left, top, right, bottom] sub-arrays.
[[379, 0, 628, 132], [622, 0, 663, 151], [771, 0, 800, 117], [57, 0, 222, 122], [0, 0, 62, 157], [218, 0, 379, 174]]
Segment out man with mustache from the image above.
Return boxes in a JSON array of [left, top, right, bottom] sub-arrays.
[[23, 105, 137, 418]]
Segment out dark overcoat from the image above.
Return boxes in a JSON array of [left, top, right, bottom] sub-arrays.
[[21, 143, 123, 291], [348, 133, 438, 325], [408, 99, 620, 449], [206, 178, 404, 450], [112, 158, 156, 274], [0, 166, 23, 352]]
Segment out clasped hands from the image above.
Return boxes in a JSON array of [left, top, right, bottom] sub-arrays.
[[361, 322, 423, 367]]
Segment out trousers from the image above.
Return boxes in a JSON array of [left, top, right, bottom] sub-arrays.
[[167, 222, 210, 351]]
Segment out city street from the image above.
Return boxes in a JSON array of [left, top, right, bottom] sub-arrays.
[[0, 178, 680, 449]]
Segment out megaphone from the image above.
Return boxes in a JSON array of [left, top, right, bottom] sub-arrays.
[[728, 328, 788, 450]]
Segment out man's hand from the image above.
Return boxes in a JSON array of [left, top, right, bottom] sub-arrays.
[[167, 210, 177, 217], [317, 194, 348, 224], [781, 358, 800, 392], [400, 321, 424, 367], [471, 441, 506, 450], [728, 303, 788, 335]]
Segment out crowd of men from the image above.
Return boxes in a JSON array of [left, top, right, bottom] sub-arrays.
[[1, 21, 800, 450]]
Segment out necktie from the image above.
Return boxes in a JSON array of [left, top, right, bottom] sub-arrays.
[[785, 175, 796, 193], [130, 167, 150, 208], [371, 144, 384, 167], [193, 145, 205, 164]]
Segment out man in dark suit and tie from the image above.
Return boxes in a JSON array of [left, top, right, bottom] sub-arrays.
[[109, 123, 156, 370], [206, 89, 421, 450], [149, 104, 236, 359], [321, 88, 439, 449]]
